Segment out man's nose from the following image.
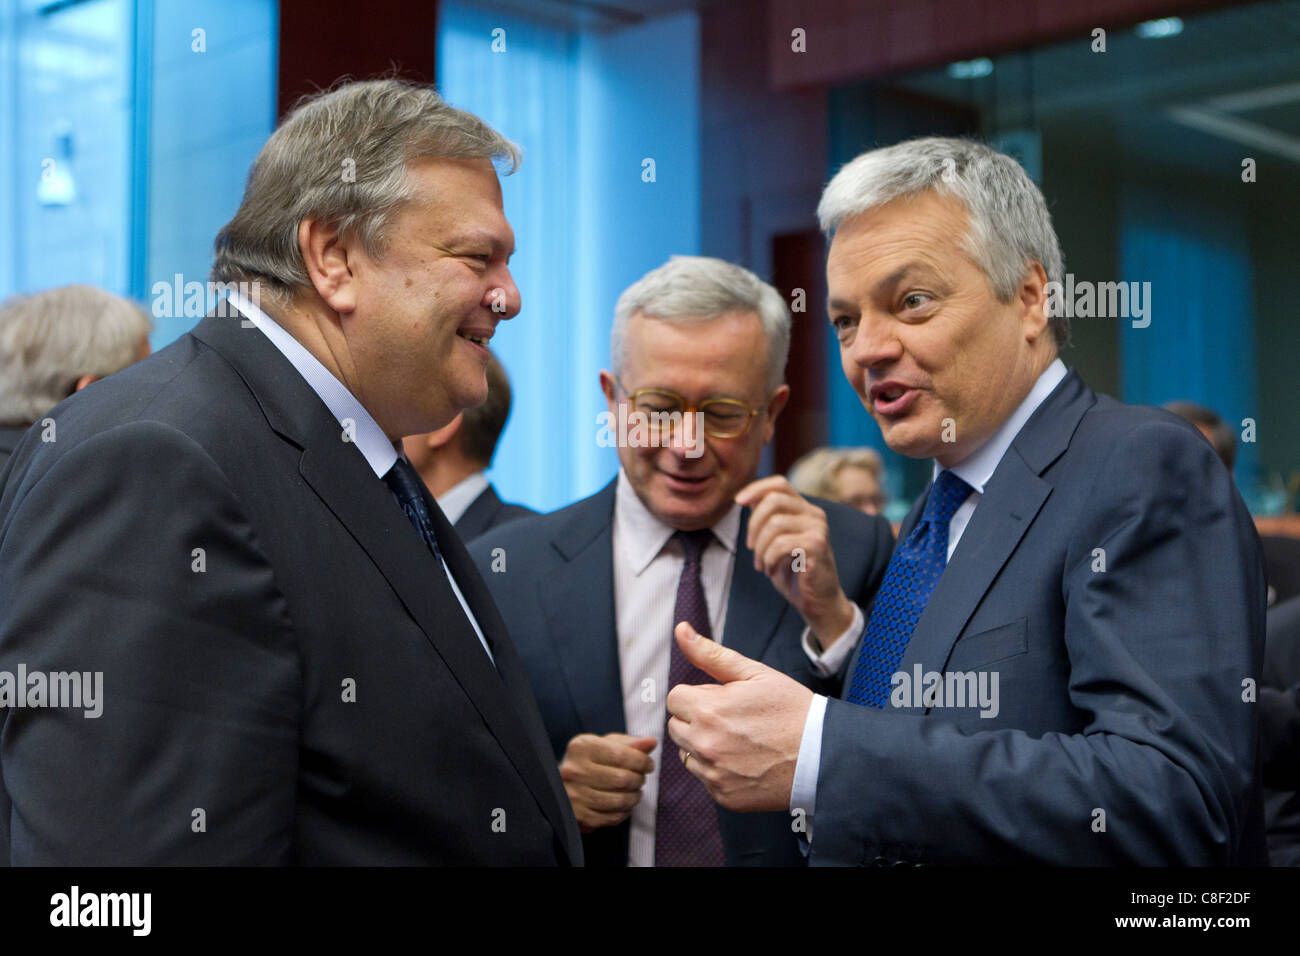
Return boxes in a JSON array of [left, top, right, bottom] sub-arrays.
[[487, 267, 521, 320], [665, 411, 707, 460], [848, 312, 901, 370]]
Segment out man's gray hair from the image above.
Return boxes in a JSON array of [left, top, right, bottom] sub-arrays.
[[0, 284, 152, 426], [611, 255, 791, 393], [211, 78, 520, 306], [817, 136, 1068, 346]]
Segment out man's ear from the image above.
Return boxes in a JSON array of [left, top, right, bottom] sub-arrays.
[[74, 373, 100, 392], [426, 413, 463, 450], [1019, 261, 1051, 344], [298, 217, 357, 314], [762, 384, 791, 443], [599, 370, 619, 412]]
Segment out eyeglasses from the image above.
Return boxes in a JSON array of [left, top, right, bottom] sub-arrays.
[[615, 379, 763, 440]]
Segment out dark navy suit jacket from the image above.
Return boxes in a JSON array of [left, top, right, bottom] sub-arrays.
[[1262, 595, 1300, 865], [814, 368, 1268, 865], [454, 483, 536, 541], [469, 480, 893, 866]]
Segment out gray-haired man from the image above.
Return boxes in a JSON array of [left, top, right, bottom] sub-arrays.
[[663, 137, 1266, 865], [0, 285, 152, 471], [470, 255, 894, 866], [0, 79, 581, 865]]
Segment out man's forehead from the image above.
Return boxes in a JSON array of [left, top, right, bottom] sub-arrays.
[[407, 157, 505, 208], [622, 314, 768, 391], [829, 192, 967, 251]]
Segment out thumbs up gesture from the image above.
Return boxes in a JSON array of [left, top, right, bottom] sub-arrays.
[[664, 621, 815, 812]]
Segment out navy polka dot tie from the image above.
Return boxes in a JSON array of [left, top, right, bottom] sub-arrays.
[[384, 457, 446, 567], [655, 529, 726, 867], [846, 470, 974, 708]]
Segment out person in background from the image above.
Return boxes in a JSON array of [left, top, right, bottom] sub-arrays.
[[788, 446, 888, 516], [1163, 400, 1237, 471], [0, 284, 152, 470], [403, 353, 537, 540], [1262, 594, 1300, 865], [1166, 400, 1300, 610], [470, 255, 893, 867]]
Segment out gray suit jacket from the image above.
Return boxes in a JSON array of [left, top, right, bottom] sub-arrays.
[[814, 368, 1267, 865], [469, 480, 893, 866]]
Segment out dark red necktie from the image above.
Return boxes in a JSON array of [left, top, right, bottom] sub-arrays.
[[654, 529, 726, 867]]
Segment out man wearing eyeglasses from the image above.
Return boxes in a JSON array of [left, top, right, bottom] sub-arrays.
[[469, 255, 893, 866]]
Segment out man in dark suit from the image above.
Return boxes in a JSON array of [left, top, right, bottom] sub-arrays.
[[1262, 595, 1300, 864], [403, 353, 536, 540], [471, 256, 893, 866], [0, 79, 580, 865], [664, 137, 1266, 865]]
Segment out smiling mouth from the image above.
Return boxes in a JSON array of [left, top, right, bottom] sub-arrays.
[[456, 331, 491, 347]]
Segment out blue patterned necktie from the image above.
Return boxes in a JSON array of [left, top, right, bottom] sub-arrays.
[[845, 470, 974, 707], [384, 457, 446, 566], [655, 528, 726, 867]]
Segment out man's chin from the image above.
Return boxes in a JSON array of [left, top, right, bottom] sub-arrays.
[[647, 482, 724, 529], [879, 425, 937, 462]]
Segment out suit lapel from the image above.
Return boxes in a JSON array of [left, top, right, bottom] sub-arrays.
[[897, 452, 1050, 677], [898, 369, 1094, 678], [431, 492, 582, 860], [538, 482, 626, 735], [191, 313, 579, 862], [720, 508, 791, 660]]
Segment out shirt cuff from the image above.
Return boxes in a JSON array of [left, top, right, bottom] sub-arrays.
[[791, 693, 828, 843], [801, 603, 864, 677]]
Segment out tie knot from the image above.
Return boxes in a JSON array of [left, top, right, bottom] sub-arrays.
[[675, 528, 713, 563], [922, 470, 973, 528], [384, 457, 425, 505]]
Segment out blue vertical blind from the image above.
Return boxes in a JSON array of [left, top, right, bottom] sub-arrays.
[[1, 0, 133, 301], [1120, 185, 1259, 496], [0, 0, 276, 350], [438, 0, 700, 512]]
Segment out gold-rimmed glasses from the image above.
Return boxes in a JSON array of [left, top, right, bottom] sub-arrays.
[[615, 379, 763, 440]]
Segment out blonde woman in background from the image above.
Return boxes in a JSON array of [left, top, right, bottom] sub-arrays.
[[788, 446, 888, 515]]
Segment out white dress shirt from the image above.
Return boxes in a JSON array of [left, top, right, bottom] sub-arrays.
[[226, 291, 494, 664], [437, 471, 490, 526], [790, 359, 1068, 832], [612, 469, 741, 866]]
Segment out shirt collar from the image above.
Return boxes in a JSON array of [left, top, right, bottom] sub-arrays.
[[437, 471, 490, 525], [228, 290, 399, 479], [934, 358, 1068, 493], [614, 469, 741, 577]]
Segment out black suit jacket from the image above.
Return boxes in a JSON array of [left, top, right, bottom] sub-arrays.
[[0, 312, 582, 865], [1263, 595, 1300, 864], [814, 368, 1267, 865], [456, 484, 537, 542], [468, 480, 893, 866]]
